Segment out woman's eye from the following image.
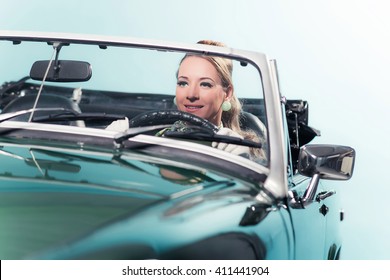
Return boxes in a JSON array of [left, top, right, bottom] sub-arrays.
[[177, 81, 188, 87], [200, 82, 212, 88]]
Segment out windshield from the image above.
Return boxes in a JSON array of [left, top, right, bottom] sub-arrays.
[[0, 34, 268, 166]]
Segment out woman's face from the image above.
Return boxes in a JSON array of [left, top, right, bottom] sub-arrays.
[[175, 56, 231, 126]]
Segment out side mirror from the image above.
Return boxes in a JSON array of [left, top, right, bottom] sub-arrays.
[[30, 60, 92, 82], [298, 144, 355, 180], [290, 144, 356, 208]]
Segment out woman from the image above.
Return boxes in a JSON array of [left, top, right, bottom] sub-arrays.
[[171, 40, 264, 159]]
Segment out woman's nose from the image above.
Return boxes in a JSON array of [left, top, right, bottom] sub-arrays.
[[186, 85, 200, 101]]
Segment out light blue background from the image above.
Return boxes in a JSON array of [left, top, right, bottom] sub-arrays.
[[1, 0, 389, 259]]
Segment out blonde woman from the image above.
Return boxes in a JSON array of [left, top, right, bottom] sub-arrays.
[[172, 40, 265, 160]]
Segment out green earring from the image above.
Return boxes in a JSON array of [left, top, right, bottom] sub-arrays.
[[173, 97, 177, 105], [221, 101, 231, 111]]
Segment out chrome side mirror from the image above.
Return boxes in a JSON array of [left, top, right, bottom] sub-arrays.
[[290, 144, 356, 208], [298, 144, 355, 180]]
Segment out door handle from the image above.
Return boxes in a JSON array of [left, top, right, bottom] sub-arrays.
[[316, 191, 336, 202]]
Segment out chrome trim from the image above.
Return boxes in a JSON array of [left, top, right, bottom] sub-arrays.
[[258, 59, 288, 199]]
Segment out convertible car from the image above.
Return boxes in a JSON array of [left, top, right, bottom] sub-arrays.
[[0, 31, 355, 260]]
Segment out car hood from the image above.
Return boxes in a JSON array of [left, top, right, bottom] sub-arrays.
[[0, 142, 261, 259]]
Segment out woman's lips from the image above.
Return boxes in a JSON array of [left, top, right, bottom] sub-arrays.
[[184, 105, 203, 112]]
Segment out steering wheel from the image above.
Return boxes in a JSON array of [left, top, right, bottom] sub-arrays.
[[129, 110, 219, 133]]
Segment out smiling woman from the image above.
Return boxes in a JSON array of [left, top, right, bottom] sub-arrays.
[[169, 40, 266, 160], [176, 55, 228, 126], [175, 40, 235, 127]]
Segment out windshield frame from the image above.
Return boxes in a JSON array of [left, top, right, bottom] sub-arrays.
[[0, 30, 288, 199]]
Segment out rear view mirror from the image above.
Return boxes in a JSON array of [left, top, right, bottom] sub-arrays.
[[30, 60, 92, 82]]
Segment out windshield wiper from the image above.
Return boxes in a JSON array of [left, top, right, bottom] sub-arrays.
[[163, 130, 262, 149], [0, 108, 126, 123], [0, 108, 66, 123], [114, 125, 262, 149], [32, 111, 127, 122], [114, 124, 172, 144]]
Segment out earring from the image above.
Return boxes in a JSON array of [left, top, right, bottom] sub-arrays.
[[221, 100, 231, 111], [173, 97, 177, 105]]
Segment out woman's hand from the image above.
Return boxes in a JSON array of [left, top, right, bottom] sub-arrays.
[[212, 128, 250, 158], [105, 117, 129, 132]]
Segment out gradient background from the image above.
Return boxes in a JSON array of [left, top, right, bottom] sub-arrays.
[[1, 0, 389, 259]]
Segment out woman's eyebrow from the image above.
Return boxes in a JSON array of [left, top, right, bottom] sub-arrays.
[[177, 75, 216, 83], [199, 77, 217, 83]]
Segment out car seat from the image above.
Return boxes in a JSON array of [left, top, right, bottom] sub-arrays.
[[239, 111, 267, 140]]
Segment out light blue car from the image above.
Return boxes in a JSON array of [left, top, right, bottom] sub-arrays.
[[0, 31, 355, 259]]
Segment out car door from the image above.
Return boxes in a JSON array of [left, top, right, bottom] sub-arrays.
[[288, 166, 345, 260], [288, 174, 328, 259]]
